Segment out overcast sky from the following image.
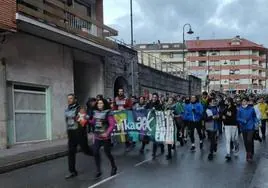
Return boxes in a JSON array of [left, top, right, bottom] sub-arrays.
[[103, 0, 268, 46]]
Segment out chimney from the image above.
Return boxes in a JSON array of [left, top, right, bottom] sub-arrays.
[[196, 37, 200, 40]]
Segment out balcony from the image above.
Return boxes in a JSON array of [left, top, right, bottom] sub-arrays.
[[16, 0, 119, 55]]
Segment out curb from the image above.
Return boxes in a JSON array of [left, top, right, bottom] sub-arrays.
[[0, 150, 68, 174]]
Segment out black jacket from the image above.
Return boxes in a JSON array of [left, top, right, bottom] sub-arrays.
[[146, 101, 163, 111], [222, 105, 237, 126]]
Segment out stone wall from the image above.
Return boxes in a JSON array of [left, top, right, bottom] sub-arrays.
[[138, 64, 190, 96], [104, 45, 139, 98], [105, 44, 202, 98]]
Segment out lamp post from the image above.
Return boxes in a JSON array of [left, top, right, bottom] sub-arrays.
[[182, 23, 194, 72], [130, 0, 134, 95]]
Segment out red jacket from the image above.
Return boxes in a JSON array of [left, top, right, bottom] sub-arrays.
[[114, 96, 132, 110]]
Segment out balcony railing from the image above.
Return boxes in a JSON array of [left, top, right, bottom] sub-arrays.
[[17, 0, 118, 49]]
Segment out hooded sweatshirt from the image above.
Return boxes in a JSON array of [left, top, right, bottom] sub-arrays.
[[237, 105, 257, 132], [183, 102, 204, 122]]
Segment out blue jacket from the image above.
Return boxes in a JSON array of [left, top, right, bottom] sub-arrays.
[[183, 102, 204, 122], [205, 106, 219, 131], [237, 105, 257, 132]]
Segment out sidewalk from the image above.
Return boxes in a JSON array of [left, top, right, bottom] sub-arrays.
[[0, 139, 68, 174]]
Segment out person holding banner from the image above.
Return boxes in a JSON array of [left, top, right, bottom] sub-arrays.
[[114, 88, 134, 151], [205, 98, 220, 161], [146, 93, 165, 159], [90, 99, 117, 178], [164, 97, 177, 160], [183, 95, 204, 152], [133, 96, 150, 154]]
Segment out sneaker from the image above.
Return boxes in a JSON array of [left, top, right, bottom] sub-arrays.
[[225, 154, 231, 161], [111, 167, 117, 176], [65, 171, 78, 179], [172, 144, 176, 150], [200, 142, 203, 150], [190, 145, 196, 151], [152, 153, 156, 160], [95, 172, 102, 179], [208, 153, 213, 161], [139, 149, 144, 154]]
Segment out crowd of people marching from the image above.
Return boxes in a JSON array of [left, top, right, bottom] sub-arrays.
[[64, 88, 268, 179]]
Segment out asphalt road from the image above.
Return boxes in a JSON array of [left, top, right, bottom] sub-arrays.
[[0, 135, 266, 188]]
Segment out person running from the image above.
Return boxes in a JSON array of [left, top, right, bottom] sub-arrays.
[[205, 98, 219, 160], [64, 94, 93, 179], [184, 95, 204, 151], [182, 97, 191, 144], [174, 96, 185, 146], [249, 98, 262, 143], [146, 93, 165, 159], [257, 97, 268, 140], [133, 96, 149, 154], [237, 97, 257, 162], [201, 92, 209, 139], [222, 97, 238, 161], [90, 98, 117, 178]]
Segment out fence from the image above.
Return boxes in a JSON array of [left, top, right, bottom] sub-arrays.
[[108, 37, 193, 80]]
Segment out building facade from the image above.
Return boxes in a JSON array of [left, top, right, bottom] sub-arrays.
[[135, 43, 186, 76], [186, 36, 267, 93], [0, 0, 120, 148]]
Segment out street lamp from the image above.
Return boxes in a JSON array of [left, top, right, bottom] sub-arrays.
[[182, 23, 194, 72], [130, 0, 134, 95]]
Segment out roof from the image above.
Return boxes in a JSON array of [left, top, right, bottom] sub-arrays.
[[186, 37, 266, 51]]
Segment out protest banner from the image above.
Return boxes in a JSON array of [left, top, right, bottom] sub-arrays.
[[112, 109, 175, 144]]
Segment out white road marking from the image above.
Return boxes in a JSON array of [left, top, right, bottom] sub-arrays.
[[134, 158, 152, 167], [88, 173, 121, 188]]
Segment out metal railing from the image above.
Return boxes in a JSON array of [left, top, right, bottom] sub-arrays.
[[108, 37, 198, 80], [16, 0, 118, 49]]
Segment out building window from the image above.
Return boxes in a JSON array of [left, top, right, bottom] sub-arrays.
[[199, 51, 206, 57], [173, 53, 182, 58], [162, 45, 169, 49], [198, 61, 206, 67], [230, 50, 240, 55], [11, 84, 49, 143], [170, 53, 174, 58], [173, 44, 181, 48], [139, 45, 146, 49]]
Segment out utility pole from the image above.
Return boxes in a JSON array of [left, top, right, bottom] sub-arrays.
[[130, 0, 134, 95]]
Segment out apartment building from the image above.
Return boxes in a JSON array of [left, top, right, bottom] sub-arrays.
[[135, 42, 186, 74], [0, 0, 119, 148], [186, 36, 267, 93]]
